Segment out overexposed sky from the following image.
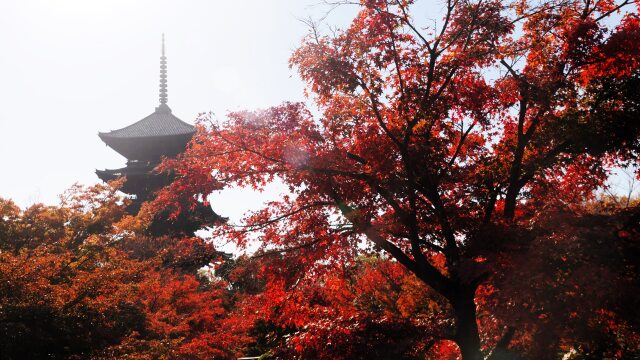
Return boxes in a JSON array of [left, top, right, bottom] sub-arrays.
[[0, 0, 360, 217]]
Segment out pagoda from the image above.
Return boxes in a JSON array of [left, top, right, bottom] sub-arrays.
[[97, 35, 218, 235]]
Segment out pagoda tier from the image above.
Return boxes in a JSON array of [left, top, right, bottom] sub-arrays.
[[95, 161, 172, 198], [148, 200, 222, 236], [95, 161, 222, 235], [98, 104, 195, 162]]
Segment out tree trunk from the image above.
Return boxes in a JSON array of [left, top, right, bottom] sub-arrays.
[[503, 182, 521, 220], [452, 290, 483, 360]]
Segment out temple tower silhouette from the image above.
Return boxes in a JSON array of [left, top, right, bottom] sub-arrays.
[[97, 35, 218, 235]]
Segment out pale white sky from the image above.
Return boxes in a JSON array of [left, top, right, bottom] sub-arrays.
[[0, 0, 361, 219]]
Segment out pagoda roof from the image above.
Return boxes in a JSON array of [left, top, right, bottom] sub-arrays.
[[99, 104, 195, 140], [97, 35, 195, 161]]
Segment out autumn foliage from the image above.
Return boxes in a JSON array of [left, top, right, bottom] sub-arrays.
[[156, 0, 640, 358], [2, 0, 640, 359], [0, 184, 250, 359]]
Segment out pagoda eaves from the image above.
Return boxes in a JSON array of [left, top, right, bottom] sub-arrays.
[[98, 105, 195, 161]]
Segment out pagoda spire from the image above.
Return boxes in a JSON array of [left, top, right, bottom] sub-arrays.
[[158, 34, 169, 111]]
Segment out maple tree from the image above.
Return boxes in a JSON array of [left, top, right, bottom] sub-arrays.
[[0, 183, 249, 359], [157, 0, 640, 358]]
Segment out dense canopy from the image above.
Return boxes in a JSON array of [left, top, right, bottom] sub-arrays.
[[157, 0, 640, 358]]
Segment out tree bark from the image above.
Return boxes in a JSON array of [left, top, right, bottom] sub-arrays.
[[503, 187, 519, 220], [451, 288, 483, 360]]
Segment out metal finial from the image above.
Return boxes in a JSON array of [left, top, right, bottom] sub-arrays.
[[159, 33, 168, 106]]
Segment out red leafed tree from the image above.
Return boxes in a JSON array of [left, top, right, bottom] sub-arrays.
[[0, 183, 250, 359], [158, 0, 640, 358]]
